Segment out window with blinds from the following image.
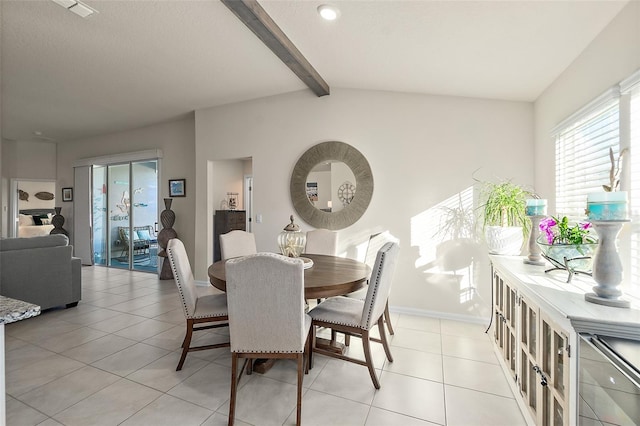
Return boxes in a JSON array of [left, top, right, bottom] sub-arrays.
[[622, 71, 640, 297], [554, 91, 620, 219]]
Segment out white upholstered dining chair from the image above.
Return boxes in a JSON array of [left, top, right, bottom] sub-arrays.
[[219, 230, 257, 260], [304, 228, 338, 255], [166, 238, 229, 371], [350, 231, 399, 337], [309, 241, 399, 389], [225, 253, 312, 426]]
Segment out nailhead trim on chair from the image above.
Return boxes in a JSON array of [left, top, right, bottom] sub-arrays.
[[168, 242, 227, 320], [362, 245, 389, 328]]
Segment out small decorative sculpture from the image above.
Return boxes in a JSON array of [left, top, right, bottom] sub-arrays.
[[49, 207, 69, 237], [157, 198, 178, 279]]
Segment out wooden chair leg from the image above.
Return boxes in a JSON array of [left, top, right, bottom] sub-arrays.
[[296, 354, 304, 426], [228, 353, 238, 426], [377, 317, 394, 362], [177, 319, 194, 371], [384, 301, 395, 335], [306, 327, 313, 373], [361, 329, 380, 389]]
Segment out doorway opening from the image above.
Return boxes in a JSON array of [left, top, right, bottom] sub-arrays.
[[92, 160, 159, 273]]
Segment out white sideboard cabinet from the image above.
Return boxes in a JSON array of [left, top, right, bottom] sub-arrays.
[[490, 256, 640, 425]]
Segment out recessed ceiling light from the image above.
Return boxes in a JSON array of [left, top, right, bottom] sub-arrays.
[[317, 4, 340, 21]]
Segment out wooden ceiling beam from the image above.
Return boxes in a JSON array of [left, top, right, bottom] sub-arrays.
[[221, 0, 330, 97]]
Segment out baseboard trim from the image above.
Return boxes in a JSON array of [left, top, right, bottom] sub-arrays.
[[388, 305, 490, 326]]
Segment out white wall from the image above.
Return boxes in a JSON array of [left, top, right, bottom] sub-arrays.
[[17, 180, 56, 211], [56, 116, 196, 263], [195, 88, 534, 321], [534, 1, 640, 207]]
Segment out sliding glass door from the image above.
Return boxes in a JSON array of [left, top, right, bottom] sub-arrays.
[[92, 160, 158, 272]]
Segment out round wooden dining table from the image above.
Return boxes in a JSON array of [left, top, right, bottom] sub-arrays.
[[207, 253, 371, 300]]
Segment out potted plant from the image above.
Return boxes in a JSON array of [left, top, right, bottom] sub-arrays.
[[478, 179, 533, 255]]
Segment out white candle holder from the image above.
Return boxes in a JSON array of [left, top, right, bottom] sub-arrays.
[[524, 215, 546, 266], [585, 220, 630, 308], [524, 199, 547, 266]]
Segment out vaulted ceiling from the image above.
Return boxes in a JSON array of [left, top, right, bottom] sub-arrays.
[[0, 0, 629, 143]]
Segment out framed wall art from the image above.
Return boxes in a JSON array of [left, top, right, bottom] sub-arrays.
[[169, 179, 186, 197], [62, 187, 73, 202]]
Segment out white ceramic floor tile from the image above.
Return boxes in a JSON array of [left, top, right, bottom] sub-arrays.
[[200, 412, 251, 426], [91, 342, 170, 377], [141, 325, 187, 350], [382, 345, 443, 382], [342, 335, 392, 369], [127, 351, 209, 392], [58, 307, 121, 325], [60, 334, 137, 364], [36, 326, 108, 353], [310, 358, 378, 404], [133, 302, 180, 319], [5, 267, 528, 426], [18, 365, 121, 416], [441, 333, 498, 364], [36, 418, 65, 426], [259, 357, 322, 388], [6, 353, 85, 397], [440, 319, 489, 340], [442, 356, 513, 397], [113, 318, 176, 341], [372, 371, 446, 425], [444, 384, 527, 426], [53, 378, 162, 426], [120, 393, 213, 426], [6, 395, 49, 426], [85, 293, 132, 308], [390, 327, 442, 354], [4, 335, 30, 352], [396, 314, 441, 333], [167, 362, 232, 411], [293, 389, 370, 425], [87, 312, 148, 333], [365, 406, 440, 426], [218, 375, 304, 426], [5, 343, 58, 371], [151, 307, 186, 324]]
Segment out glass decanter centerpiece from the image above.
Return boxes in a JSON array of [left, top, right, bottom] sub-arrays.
[[278, 215, 306, 258]]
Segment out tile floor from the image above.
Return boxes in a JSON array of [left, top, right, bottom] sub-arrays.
[[5, 266, 527, 425]]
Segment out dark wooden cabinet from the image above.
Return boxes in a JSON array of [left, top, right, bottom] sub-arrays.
[[214, 210, 246, 261]]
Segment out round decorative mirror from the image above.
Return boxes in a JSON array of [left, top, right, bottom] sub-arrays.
[[290, 141, 373, 230]]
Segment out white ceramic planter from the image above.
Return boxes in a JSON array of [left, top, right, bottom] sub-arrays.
[[485, 226, 524, 255]]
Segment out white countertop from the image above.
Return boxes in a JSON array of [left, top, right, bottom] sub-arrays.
[[0, 296, 41, 324], [491, 255, 640, 340]]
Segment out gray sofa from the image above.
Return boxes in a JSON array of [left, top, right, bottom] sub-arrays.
[[0, 234, 81, 310]]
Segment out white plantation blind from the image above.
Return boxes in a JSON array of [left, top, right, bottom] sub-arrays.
[[622, 70, 640, 297], [554, 90, 620, 219]]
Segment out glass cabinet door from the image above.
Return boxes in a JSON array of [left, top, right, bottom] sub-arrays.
[[519, 294, 540, 422], [541, 312, 569, 426]]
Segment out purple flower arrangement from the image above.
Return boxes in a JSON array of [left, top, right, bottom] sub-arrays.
[[539, 216, 598, 245]]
